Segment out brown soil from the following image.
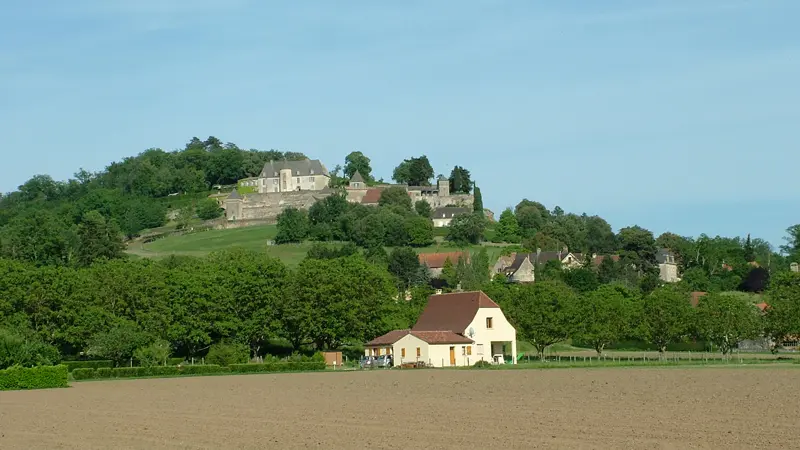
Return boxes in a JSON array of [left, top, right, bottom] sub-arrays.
[[1, 368, 798, 449]]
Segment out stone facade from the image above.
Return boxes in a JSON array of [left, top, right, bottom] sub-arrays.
[[344, 172, 474, 209], [791, 262, 799, 273], [224, 190, 332, 222], [256, 159, 330, 193], [220, 167, 476, 225], [656, 249, 681, 283]]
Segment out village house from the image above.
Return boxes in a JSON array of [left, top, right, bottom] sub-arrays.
[[431, 207, 470, 227], [791, 262, 799, 273], [365, 291, 517, 367], [418, 251, 470, 278], [492, 248, 584, 283]]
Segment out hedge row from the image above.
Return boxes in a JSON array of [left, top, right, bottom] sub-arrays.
[[72, 365, 228, 380], [229, 362, 326, 373], [0, 365, 69, 390], [63, 360, 114, 372]]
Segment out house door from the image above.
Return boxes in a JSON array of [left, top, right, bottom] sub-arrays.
[[449, 347, 456, 366]]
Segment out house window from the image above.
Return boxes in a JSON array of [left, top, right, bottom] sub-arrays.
[[309, 176, 315, 182], [296, 177, 300, 184], [486, 317, 493, 329], [467, 346, 472, 356], [462, 346, 466, 355], [273, 179, 278, 185], [416, 347, 421, 357], [401, 348, 406, 358], [310, 169, 314, 175], [477, 344, 484, 355]]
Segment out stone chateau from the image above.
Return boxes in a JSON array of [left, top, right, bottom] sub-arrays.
[[222, 159, 474, 223]]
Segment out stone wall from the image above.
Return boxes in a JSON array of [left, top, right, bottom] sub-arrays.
[[225, 191, 332, 222]]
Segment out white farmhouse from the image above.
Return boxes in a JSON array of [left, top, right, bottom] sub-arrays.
[[365, 291, 517, 367]]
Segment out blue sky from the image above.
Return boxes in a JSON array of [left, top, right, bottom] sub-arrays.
[[2, 0, 798, 247]]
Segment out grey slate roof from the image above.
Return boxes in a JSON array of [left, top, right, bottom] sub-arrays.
[[227, 189, 243, 200], [432, 207, 470, 219], [656, 248, 676, 264], [260, 159, 329, 178], [504, 251, 571, 274], [349, 171, 365, 183]]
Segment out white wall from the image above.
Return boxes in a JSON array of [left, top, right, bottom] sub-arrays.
[[464, 307, 517, 362], [392, 334, 429, 366]]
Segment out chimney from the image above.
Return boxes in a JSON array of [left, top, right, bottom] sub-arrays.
[[455, 282, 463, 292]]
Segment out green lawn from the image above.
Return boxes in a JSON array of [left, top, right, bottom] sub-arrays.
[[129, 224, 512, 265]]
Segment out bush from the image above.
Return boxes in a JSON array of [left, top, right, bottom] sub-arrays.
[[133, 340, 171, 367], [0, 328, 61, 369], [0, 365, 69, 390], [228, 362, 326, 373], [71, 368, 97, 380], [179, 364, 227, 375], [70, 365, 228, 380], [63, 360, 114, 372], [205, 342, 249, 366], [196, 198, 223, 220], [168, 357, 185, 366], [472, 360, 492, 368]]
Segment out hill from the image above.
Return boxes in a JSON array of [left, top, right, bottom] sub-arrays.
[[128, 224, 509, 266]]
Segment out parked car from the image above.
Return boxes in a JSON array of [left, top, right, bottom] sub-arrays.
[[359, 355, 376, 369], [374, 354, 393, 368]]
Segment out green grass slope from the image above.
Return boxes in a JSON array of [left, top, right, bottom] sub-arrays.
[[128, 224, 511, 265]]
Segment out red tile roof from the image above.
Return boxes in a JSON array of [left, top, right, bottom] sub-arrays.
[[690, 291, 707, 308], [592, 255, 621, 266], [412, 291, 499, 333], [365, 329, 410, 346], [756, 302, 768, 312], [418, 251, 470, 269], [410, 331, 473, 345], [360, 188, 383, 205]]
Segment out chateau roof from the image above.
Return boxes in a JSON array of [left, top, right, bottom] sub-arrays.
[[432, 207, 470, 219], [349, 171, 365, 183], [227, 189, 243, 200], [260, 159, 328, 178]]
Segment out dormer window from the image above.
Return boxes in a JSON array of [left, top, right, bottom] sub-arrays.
[[310, 169, 314, 174]]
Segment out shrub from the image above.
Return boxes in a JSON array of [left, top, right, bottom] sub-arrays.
[[63, 360, 114, 372], [205, 342, 249, 366], [71, 368, 97, 380], [168, 357, 185, 366], [472, 360, 492, 368], [0, 328, 61, 369], [0, 365, 69, 390], [178, 364, 226, 375], [228, 362, 326, 373], [133, 340, 171, 367], [71, 365, 227, 380]]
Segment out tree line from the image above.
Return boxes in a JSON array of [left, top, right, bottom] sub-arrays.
[[3, 244, 798, 370], [483, 271, 800, 358]]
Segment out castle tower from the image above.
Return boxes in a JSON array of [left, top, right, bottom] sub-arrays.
[[437, 177, 450, 197]]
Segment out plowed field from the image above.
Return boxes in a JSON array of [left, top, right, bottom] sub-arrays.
[[1, 367, 798, 449]]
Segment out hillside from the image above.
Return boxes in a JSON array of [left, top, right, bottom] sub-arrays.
[[128, 223, 509, 266]]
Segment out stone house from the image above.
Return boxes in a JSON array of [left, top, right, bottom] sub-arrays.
[[656, 248, 680, 283], [365, 291, 517, 367], [256, 159, 330, 193], [493, 248, 585, 283], [418, 251, 470, 278], [791, 262, 799, 273], [431, 207, 470, 227]]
